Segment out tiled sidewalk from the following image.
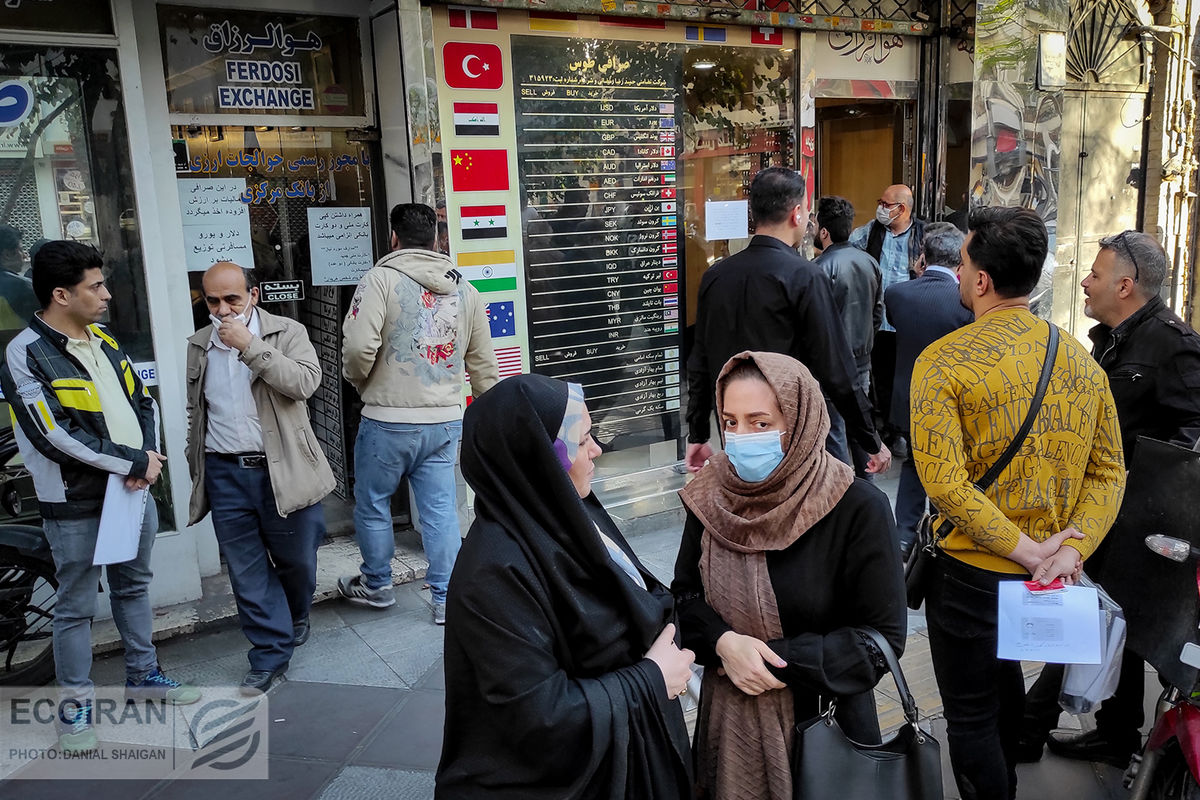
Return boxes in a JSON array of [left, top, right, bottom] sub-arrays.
[[0, 469, 1138, 798]]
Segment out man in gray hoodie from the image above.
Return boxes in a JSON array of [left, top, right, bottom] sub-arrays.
[[339, 204, 499, 623]]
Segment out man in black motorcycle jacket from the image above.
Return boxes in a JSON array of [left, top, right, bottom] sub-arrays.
[[0, 241, 199, 754]]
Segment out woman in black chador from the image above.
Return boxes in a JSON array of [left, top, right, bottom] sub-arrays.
[[435, 374, 694, 799]]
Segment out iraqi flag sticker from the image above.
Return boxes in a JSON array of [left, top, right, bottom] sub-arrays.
[[453, 102, 500, 136]]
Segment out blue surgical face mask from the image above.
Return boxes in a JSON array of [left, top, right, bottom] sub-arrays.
[[724, 430, 785, 483]]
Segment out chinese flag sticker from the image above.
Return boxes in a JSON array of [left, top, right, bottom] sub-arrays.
[[442, 42, 504, 90], [450, 149, 510, 192]]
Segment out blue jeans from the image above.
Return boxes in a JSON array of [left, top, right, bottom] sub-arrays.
[[826, 367, 873, 481], [43, 498, 159, 698], [205, 455, 325, 672], [353, 418, 462, 604]]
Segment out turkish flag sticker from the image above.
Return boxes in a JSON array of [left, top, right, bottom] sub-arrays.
[[442, 42, 503, 90]]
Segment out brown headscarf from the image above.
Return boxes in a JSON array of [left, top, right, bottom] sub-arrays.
[[680, 351, 854, 800]]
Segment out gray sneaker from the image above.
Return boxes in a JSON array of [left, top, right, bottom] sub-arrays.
[[337, 575, 396, 609], [432, 602, 447, 625]]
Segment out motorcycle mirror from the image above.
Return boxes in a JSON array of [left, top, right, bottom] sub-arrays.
[[1145, 534, 1195, 562]]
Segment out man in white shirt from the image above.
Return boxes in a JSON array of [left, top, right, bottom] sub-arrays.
[[185, 262, 334, 695]]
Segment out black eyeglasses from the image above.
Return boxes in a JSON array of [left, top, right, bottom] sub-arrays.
[[1113, 230, 1141, 283]]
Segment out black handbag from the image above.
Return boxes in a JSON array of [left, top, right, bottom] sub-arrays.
[[903, 322, 1060, 610], [791, 628, 943, 800]]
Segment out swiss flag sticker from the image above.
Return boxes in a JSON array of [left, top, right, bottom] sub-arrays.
[[751, 26, 784, 46], [442, 42, 504, 90]]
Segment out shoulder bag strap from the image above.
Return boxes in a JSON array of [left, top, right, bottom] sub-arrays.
[[859, 627, 921, 728], [932, 321, 1059, 540]]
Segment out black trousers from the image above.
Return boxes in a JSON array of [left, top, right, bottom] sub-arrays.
[[1022, 649, 1146, 748], [870, 331, 898, 438], [927, 556, 1026, 800]]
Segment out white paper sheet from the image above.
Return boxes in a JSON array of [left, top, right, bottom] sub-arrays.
[[93, 474, 148, 566], [177, 179, 254, 272], [996, 582, 1102, 664], [704, 200, 749, 241], [308, 207, 374, 285]]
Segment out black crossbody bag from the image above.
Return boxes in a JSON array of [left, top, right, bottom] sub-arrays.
[[903, 321, 1059, 610]]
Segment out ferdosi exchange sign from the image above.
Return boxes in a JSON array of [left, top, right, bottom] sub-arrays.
[[157, 6, 366, 117]]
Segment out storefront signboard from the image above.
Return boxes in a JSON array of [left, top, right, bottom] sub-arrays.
[[307, 207, 373, 285], [177, 178, 254, 271], [158, 6, 365, 117]]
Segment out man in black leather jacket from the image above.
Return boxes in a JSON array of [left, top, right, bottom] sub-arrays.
[[815, 196, 882, 478], [1020, 230, 1200, 767], [684, 168, 890, 475]]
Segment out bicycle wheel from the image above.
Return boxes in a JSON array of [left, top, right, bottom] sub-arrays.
[[0, 547, 56, 685]]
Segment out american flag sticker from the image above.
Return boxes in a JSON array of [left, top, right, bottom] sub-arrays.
[[495, 346, 523, 378], [453, 102, 500, 136]]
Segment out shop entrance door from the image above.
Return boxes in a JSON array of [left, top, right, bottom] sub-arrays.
[[1050, 0, 1148, 340], [1053, 90, 1144, 340], [171, 125, 385, 532], [816, 100, 912, 229]]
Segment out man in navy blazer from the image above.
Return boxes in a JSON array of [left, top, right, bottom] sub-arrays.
[[884, 222, 974, 556]]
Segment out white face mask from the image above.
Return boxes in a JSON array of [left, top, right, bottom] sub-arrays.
[[210, 309, 250, 328], [876, 204, 898, 226]]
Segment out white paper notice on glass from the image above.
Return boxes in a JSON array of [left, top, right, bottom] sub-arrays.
[[309, 207, 374, 285], [705, 200, 749, 241], [177, 179, 254, 272], [996, 582, 1102, 664], [93, 474, 148, 566]]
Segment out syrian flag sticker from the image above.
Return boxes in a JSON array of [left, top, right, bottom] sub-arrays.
[[460, 205, 508, 240], [453, 102, 500, 137]]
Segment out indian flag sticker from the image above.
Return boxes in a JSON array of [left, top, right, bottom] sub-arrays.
[[457, 250, 517, 293], [460, 205, 508, 241]]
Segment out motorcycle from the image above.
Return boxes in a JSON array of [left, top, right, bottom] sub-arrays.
[[0, 426, 55, 686], [1124, 532, 1200, 799]]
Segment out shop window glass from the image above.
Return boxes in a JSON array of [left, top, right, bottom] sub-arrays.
[[171, 124, 384, 526], [0, 44, 172, 528]]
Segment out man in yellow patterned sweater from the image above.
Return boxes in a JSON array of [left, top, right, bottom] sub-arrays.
[[909, 206, 1126, 800]]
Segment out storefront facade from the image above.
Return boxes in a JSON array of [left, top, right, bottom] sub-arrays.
[[0, 0, 1188, 610]]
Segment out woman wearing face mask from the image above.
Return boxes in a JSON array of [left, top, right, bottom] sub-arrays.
[[672, 351, 906, 799], [436, 374, 695, 799]]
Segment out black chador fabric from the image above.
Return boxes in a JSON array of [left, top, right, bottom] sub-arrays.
[[435, 374, 692, 800]]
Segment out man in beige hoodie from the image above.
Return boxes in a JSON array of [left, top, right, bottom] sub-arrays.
[[339, 204, 498, 623]]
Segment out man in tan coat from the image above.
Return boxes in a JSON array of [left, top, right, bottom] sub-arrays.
[[339, 203, 498, 624], [185, 261, 334, 694]]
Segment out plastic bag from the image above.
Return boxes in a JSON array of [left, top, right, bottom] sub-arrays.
[[1059, 574, 1127, 714]]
